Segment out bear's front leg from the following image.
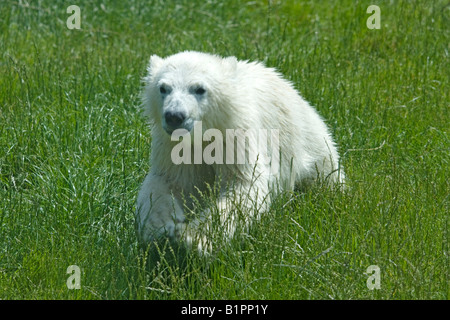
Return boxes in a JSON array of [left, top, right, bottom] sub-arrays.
[[135, 172, 186, 245], [183, 175, 271, 254]]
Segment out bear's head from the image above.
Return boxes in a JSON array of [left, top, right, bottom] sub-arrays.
[[142, 51, 238, 136]]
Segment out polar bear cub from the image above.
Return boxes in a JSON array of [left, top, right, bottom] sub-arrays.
[[136, 51, 344, 252]]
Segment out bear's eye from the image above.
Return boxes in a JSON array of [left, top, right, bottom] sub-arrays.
[[159, 86, 167, 94], [194, 87, 206, 95]]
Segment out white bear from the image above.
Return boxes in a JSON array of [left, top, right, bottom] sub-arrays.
[[136, 51, 344, 252]]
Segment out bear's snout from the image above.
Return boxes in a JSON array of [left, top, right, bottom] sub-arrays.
[[164, 110, 186, 128]]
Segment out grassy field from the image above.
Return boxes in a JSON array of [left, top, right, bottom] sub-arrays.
[[0, 0, 448, 300]]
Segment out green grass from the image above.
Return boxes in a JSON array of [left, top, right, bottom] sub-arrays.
[[0, 0, 448, 299]]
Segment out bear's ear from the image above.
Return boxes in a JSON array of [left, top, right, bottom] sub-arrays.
[[222, 56, 238, 73], [147, 54, 164, 76]]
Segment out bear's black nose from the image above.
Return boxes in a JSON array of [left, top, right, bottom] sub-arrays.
[[164, 111, 186, 128]]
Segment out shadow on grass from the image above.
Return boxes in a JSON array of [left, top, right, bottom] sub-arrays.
[[139, 238, 192, 270]]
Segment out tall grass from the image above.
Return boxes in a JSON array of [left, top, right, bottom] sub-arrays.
[[0, 0, 448, 299]]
